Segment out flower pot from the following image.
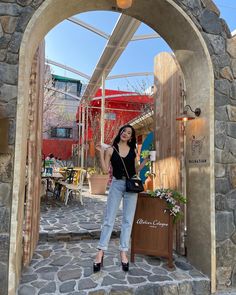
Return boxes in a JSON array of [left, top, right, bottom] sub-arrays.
[[87, 174, 109, 195], [144, 174, 154, 191]]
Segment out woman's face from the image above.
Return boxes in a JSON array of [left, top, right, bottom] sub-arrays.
[[120, 127, 133, 142]]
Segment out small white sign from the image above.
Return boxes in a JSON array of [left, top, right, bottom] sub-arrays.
[[149, 151, 156, 162]]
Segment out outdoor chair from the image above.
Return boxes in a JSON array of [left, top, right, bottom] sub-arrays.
[[58, 168, 78, 201], [59, 168, 87, 205]]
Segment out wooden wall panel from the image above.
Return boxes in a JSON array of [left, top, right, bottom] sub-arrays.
[[153, 52, 185, 254], [23, 42, 45, 266]]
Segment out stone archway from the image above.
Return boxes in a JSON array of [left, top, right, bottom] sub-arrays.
[[1, 0, 225, 294]]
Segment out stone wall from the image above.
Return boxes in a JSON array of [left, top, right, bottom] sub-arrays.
[[0, 0, 235, 293], [215, 34, 236, 288], [173, 0, 236, 288], [0, 2, 43, 294]]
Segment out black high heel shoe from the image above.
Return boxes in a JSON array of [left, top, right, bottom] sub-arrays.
[[121, 261, 129, 272], [93, 252, 104, 272]]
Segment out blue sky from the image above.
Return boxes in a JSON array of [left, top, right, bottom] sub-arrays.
[[45, 0, 236, 92]]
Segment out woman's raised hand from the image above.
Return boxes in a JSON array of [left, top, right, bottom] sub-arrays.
[[96, 143, 110, 152]]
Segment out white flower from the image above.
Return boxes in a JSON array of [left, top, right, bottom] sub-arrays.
[[150, 188, 186, 222], [172, 205, 180, 213], [165, 195, 175, 204]]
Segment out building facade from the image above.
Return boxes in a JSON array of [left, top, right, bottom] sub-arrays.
[[43, 74, 82, 160]]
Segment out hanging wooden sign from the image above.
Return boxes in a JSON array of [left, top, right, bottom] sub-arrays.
[[131, 192, 174, 268]]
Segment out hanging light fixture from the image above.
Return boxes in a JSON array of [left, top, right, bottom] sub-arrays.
[[176, 104, 201, 122], [116, 0, 133, 9]]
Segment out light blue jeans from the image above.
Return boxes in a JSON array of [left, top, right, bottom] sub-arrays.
[[97, 177, 138, 251]]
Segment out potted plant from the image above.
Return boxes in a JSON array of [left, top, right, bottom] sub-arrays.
[[140, 148, 155, 191], [86, 108, 124, 195], [87, 154, 109, 195], [144, 170, 156, 191], [148, 143, 156, 161]]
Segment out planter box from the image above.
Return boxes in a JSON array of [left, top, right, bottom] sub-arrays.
[[131, 192, 174, 268], [87, 174, 109, 195]]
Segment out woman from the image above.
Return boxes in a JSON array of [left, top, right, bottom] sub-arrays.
[[93, 124, 149, 272]]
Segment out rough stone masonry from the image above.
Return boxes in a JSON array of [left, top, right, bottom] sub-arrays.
[[0, 0, 236, 294]]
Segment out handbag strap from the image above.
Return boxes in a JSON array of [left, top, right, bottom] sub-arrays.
[[113, 146, 130, 179]]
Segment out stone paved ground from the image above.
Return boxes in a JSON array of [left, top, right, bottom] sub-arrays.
[[18, 186, 212, 294], [39, 188, 122, 241], [18, 239, 210, 295]]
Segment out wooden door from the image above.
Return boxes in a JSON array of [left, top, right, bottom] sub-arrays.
[[153, 52, 185, 254], [23, 43, 45, 266]]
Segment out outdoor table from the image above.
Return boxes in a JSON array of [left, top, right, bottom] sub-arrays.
[[41, 172, 64, 202]]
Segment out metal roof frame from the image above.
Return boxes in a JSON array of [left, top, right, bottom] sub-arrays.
[[46, 59, 153, 82], [68, 16, 160, 41], [82, 14, 141, 100], [46, 13, 158, 95]]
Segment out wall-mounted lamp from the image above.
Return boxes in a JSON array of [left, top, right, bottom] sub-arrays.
[[176, 104, 201, 122], [116, 0, 133, 9]]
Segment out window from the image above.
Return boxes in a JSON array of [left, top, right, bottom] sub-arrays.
[[104, 112, 116, 120], [53, 76, 82, 100], [51, 127, 72, 138], [65, 81, 78, 100]]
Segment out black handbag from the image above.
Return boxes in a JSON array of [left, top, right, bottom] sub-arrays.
[[113, 147, 144, 193], [126, 176, 144, 193]]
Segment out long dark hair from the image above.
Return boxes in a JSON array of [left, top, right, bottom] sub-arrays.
[[113, 124, 137, 149]]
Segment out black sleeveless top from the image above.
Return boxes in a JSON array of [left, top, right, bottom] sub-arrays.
[[111, 144, 136, 179]]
